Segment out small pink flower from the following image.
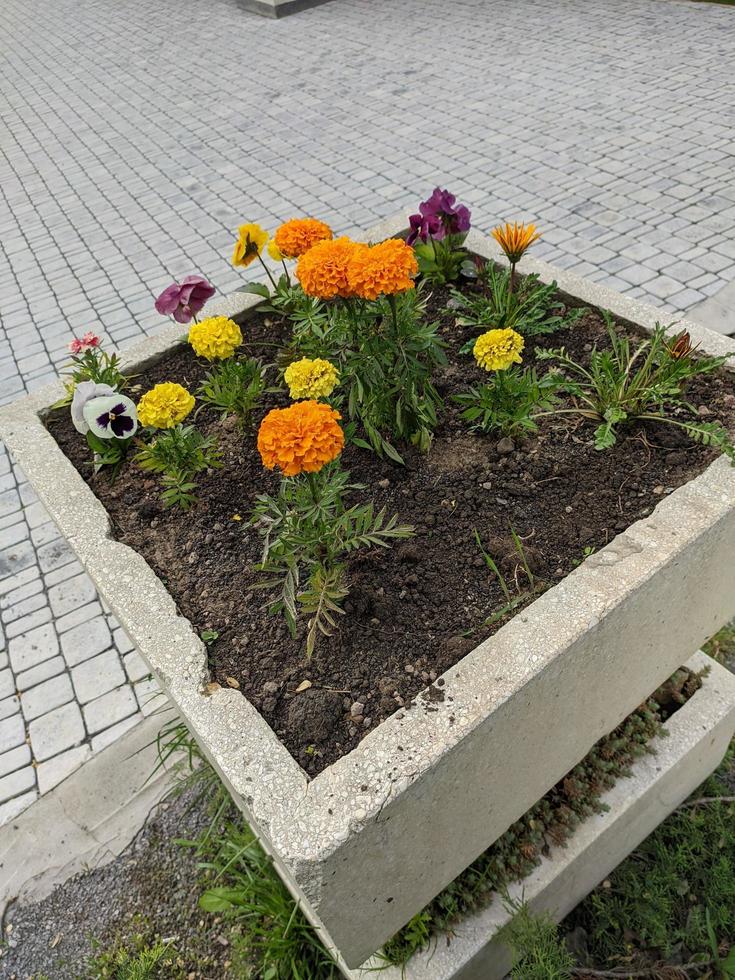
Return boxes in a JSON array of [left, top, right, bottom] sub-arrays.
[[69, 338, 84, 354], [81, 331, 100, 347]]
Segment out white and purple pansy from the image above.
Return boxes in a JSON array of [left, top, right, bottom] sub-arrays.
[[71, 381, 116, 434], [82, 394, 138, 440]]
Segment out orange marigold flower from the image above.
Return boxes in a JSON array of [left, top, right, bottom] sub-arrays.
[[274, 218, 333, 258], [491, 221, 541, 264], [257, 400, 344, 477], [296, 237, 364, 299], [346, 238, 418, 301]]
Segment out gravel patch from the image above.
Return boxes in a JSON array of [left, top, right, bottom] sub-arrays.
[[0, 785, 232, 979]]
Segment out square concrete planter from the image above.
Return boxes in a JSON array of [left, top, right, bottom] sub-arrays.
[[351, 650, 735, 979], [2, 217, 735, 970], [241, 0, 334, 17]]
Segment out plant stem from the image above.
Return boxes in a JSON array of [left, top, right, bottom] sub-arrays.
[[387, 293, 399, 334], [257, 253, 278, 291], [281, 259, 292, 287], [509, 260, 517, 295]]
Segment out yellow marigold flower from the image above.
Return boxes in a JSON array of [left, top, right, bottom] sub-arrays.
[[296, 237, 363, 299], [491, 222, 541, 264], [274, 218, 333, 259], [267, 238, 283, 262], [188, 316, 242, 361], [346, 238, 418, 301], [257, 401, 344, 477], [474, 328, 525, 372], [232, 223, 269, 268], [137, 382, 195, 429], [284, 358, 340, 401]]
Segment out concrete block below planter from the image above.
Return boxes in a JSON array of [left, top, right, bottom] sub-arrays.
[[240, 0, 335, 17], [350, 651, 735, 980]]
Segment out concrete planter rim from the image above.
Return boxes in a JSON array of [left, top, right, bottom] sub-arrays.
[[2, 214, 735, 968]]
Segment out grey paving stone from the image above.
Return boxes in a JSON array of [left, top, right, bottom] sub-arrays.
[[0, 696, 20, 721], [0, 742, 32, 777], [83, 685, 138, 735], [16, 655, 66, 692], [71, 649, 126, 704], [48, 573, 97, 618], [0, 765, 36, 802], [8, 622, 59, 672], [0, 714, 26, 754], [60, 616, 112, 666], [5, 606, 52, 641], [90, 712, 142, 752], [0, 789, 38, 824], [123, 650, 150, 683], [20, 673, 74, 721], [36, 743, 90, 794], [28, 702, 85, 762]]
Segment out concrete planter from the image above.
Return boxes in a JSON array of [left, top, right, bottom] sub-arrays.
[[241, 0, 334, 17], [1, 217, 735, 971], [351, 651, 735, 979]]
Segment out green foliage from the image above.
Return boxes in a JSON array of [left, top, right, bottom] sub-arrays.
[[134, 424, 221, 509], [571, 749, 735, 965], [85, 430, 130, 476], [382, 689, 671, 965], [66, 347, 129, 392], [250, 464, 413, 657], [88, 935, 178, 979], [704, 619, 735, 665], [291, 285, 446, 462], [537, 315, 735, 457], [195, 821, 340, 980], [453, 264, 585, 339], [413, 232, 468, 285], [454, 365, 563, 439], [240, 271, 317, 319], [505, 902, 574, 979], [196, 356, 266, 426]]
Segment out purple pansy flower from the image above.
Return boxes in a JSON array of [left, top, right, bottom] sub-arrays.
[[154, 275, 215, 324], [82, 394, 138, 440], [406, 211, 443, 246], [71, 381, 116, 434], [418, 187, 472, 237]]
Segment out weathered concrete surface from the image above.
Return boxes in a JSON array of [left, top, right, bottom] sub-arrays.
[[240, 0, 336, 16], [1, 245, 735, 967], [689, 279, 735, 337], [0, 713, 177, 919], [351, 651, 735, 980]]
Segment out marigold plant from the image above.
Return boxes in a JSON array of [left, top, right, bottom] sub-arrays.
[[257, 400, 344, 477], [346, 238, 418, 301], [474, 328, 525, 372], [137, 382, 195, 429], [252, 404, 413, 657], [295, 237, 363, 299], [284, 357, 340, 401], [274, 218, 333, 258], [188, 316, 243, 361], [232, 223, 269, 268]]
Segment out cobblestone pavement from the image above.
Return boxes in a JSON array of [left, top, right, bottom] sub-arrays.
[[1, 0, 735, 822]]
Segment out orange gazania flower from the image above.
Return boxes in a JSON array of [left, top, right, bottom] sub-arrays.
[[274, 218, 333, 258], [346, 238, 418, 301], [491, 222, 541, 264], [296, 237, 364, 299], [257, 400, 344, 477], [666, 330, 696, 360]]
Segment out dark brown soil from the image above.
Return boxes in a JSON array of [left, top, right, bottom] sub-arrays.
[[46, 278, 735, 776]]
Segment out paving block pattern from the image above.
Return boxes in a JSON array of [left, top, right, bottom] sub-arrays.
[[1, 0, 735, 823]]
